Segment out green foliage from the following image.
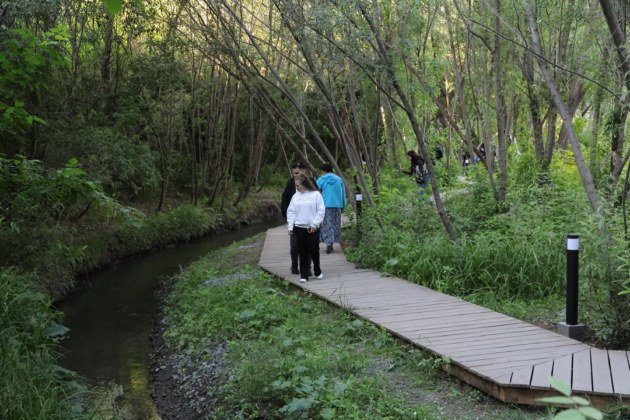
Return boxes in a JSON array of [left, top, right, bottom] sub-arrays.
[[579, 208, 630, 348], [0, 269, 85, 419], [0, 155, 117, 293], [349, 172, 580, 301], [0, 26, 68, 144], [538, 377, 603, 420], [0, 154, 226, 295], [46, 125, 160, 199], [164, 241, 434, 418]]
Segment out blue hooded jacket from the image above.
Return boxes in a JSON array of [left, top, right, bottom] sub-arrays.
[[316, 173, 346, 209]]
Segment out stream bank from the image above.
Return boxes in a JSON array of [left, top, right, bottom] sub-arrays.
[[58, 201, 282, 419]]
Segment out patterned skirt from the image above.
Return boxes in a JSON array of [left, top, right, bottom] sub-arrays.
[[320, 208, 342, 245]]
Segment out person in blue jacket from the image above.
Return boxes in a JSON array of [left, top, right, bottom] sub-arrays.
[[316, 163, 346, 254]]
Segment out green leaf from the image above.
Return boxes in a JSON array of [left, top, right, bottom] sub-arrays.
[[333, 380, 347, 396], [549, 376, 572, 397], [237, 309, 256, 319], [552, 409, 584, 419], [43, 324, 70, 337], [282, 397, 314, 413], [539, 396, 575, 405], [570, 396, 590, 406], [105, 0, 123, 14], [281, 338, 293, 347], [320, 408, 336, 420], [578, 407, 603, 419]]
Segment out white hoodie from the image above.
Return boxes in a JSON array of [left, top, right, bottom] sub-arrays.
[[287, 190, 325, 230]]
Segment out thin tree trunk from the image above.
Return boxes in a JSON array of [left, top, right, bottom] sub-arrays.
[[525, 0, 602, 213], [492, 0, 508, 205], [358, 3, 458, 241]]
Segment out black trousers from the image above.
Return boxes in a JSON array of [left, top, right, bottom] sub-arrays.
[[293, 227, 321, 280], [290, 233, 311, 272]]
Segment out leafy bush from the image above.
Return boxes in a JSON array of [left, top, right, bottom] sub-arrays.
[[45, 125, 160, 200], [580, 209, 630, 348]]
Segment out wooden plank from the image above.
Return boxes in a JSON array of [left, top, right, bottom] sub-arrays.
[[510, 366, 533, 387], [463, 349, 583, 368], [444, 340, 586, 359], [369, 307, 492, 323], [412, 324, 543, 343], [395, 317, 525, 333], [531, 361, 553, 389], [572, 349, 592, 393], [609, 350, 630, 396], [591, 348, 613, 394], [551, 353, 572, 388]]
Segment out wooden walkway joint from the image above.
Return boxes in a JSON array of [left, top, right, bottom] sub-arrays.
[[259, 226, 630, 409]]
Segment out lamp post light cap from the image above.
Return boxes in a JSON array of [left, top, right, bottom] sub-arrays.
[[567, 234, 579, 251]]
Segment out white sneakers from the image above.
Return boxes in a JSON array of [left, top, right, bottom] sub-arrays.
[[299, 273, 323, 283]]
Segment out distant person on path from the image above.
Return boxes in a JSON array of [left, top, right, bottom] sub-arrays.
[[462, 151, 470, 174], [281, 161, 314, 275], [287, 174, 325, 283], [403, 150, 429, 191], [316, 163, 346, 254]]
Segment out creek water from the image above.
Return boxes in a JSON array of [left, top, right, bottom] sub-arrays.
[[58, 217, 284, 419]]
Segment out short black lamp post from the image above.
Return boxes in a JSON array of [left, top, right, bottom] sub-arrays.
[[355, 188, 363, 243], [556, 234, 585, 340]]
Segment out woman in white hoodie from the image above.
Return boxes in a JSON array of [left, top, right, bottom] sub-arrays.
[[287, 174, 326, 283]]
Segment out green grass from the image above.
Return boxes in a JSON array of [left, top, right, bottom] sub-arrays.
[[0, 269, 85, 419], [162, 234, 544, 419]]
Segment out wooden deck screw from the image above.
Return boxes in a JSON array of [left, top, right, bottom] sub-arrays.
[[556, 234, 585, 340]]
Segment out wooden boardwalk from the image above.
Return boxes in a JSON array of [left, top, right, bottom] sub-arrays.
[[259, 226, 630, 409]]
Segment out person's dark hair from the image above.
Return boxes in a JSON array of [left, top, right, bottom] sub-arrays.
[[406, 150, 423, 164], [291, 161, 306, 169], [320, 162, 333, 173], [294, 174, 316, 191]]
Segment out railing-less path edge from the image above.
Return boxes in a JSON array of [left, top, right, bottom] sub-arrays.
[[259, 226, 630, 410]]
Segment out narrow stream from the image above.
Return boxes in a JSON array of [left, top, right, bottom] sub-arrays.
[[58, 218, 284, 419]]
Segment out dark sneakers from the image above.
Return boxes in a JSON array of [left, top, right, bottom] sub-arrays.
[[326, 244, 333, 254]]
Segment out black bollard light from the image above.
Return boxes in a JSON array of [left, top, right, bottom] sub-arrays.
[[556, 234, 585, 340], [355, 191, 363, 217], [566, 234, 579, 325], [355, 189, 363, 243]]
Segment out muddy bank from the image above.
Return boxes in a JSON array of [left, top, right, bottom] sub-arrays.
[[148, 241, 266, 419], [150, 283, 228, 419]]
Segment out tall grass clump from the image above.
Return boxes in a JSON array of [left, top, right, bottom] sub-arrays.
[[0, 269, 85, 419]]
